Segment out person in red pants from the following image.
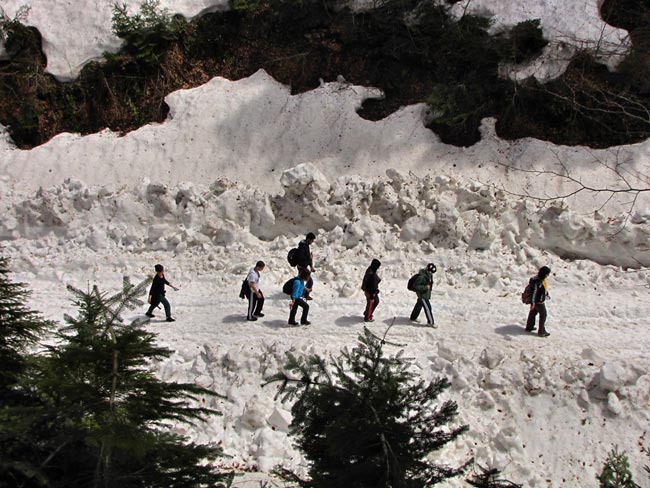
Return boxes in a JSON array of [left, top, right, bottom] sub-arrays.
[[361, 259, 381, 322]]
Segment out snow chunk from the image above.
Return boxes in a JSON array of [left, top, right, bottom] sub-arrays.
[[599, 361, 639, 392]]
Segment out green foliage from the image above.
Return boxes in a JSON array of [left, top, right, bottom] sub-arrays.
[[267, 326, 469, 487], [497, 19, 548, 64], [0, 273, 232, 488], [598, 448, 639, 488], [0, 256, 52, 397], [112, 0, 186, 65], [0, 5, 31, 54], [466, 465, 522, 487]]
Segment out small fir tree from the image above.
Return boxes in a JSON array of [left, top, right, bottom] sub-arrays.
[[9, 277, 231, 488], [266, 326, 470, 488], [598, 448, 639, 488], [0, 257, 54, 485]]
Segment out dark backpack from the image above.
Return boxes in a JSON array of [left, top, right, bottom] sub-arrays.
[[239, 278, 250, 299], [407, 273, 419, 292], [287, 248, 299, 267], [521, 278, 534, 304], [282, 278, 297, 295]]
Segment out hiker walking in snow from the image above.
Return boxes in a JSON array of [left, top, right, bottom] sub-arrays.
[[245, 260, 265, 321], [295, 232, 316, 300], [525, 266, 551, 337], [362, 259, 381, 322], [409, 263, 437, 327], [288, 268, 311, 326], [146, 264, 179, 322]]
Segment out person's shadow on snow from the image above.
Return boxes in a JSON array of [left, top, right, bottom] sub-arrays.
[[222, 314, 246, 323], [334, 315, 363, 327], [264, 319, 295, 329], [494, 324, 530, 336], [390, 316, 432, 328]]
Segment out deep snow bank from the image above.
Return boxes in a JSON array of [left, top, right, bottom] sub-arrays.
[[2, 163, 650, 269]]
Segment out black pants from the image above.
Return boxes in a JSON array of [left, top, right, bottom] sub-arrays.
[[410, 297, 434, 325], [526, 303, 547, 334], [364, 292, 379, 321], [247, 289, 264, 320], [289, 298, 309, 324]]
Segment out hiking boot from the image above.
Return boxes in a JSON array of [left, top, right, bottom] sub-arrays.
[[166, 317, 176, 322], [247, 316, 258, 321], [288, 320, 299, 326], [301, 320, 311, 326], [428, 323, 438, 329], [538, 331, 550, 337], [254, 312, 265, 317], [304, 295, 313, 301], [525, 327, 536, 332], [364, 318, 374, 323], [145, 312, 154, 318]]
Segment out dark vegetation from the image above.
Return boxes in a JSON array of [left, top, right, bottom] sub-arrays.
[[266, 325, 522, 487], [0, 0, 649, 149], [0, 257, 231, 487]]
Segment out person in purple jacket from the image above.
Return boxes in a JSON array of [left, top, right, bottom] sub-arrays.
[[288, 269, 311, 326], [145, 264, 178, 322]]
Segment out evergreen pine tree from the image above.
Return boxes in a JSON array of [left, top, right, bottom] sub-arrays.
[[3, 275, 231, 488], [0, 256, 54, 485], [266, 326, 470, 487], [598, 448, 639, 488], [0, 256, 52, 397]]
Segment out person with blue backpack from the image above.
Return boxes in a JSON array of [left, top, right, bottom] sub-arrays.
[[294, 232, 316, 300], [288, 268, 312, 326], [409, 263, 437, 327]]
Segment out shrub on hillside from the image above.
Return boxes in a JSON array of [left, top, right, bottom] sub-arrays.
[[598, 448, 639, 488], [112, 0, 187, 65], [266, 326, 471, 487]]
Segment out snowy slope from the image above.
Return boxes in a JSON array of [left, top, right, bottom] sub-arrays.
[[1, 1, 650, 487]]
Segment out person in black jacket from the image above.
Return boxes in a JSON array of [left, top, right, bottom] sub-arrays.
[[145, 264, 179, 322], [525, 266, 551, 337], [295, 232, 316, 300], [361, 259, 381, 322]]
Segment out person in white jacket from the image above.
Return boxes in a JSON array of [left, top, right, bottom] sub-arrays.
[[246, 261, 265, 321]]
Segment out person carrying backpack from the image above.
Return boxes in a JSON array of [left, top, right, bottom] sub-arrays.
[[409, 263, 437, 327], [288, 269, 311, 326], [525, 266, 551, 337], [295, 232, 316, 300], [245, 260, 265, 321], [361, 259, 381, 322], [145, 264, 179, 322]]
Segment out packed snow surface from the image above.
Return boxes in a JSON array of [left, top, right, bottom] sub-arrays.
[[1, 4, 649, 486]]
